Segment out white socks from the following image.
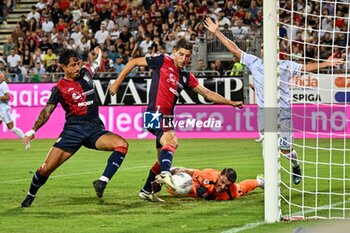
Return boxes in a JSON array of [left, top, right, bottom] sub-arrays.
[[10, 127, 24, 139], [99, 176, 110, 183]]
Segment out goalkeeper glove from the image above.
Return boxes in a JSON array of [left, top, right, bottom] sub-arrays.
[[196, 186, 209, 199]]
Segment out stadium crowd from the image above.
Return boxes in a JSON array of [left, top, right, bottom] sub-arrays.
[[0, 0, 348, 82]]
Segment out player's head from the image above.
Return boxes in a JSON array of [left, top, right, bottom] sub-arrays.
[[0, 71, 5, 83], [59, 49, 82, 79], [215, 168, 237, 193], [173, 38, 193, 69]]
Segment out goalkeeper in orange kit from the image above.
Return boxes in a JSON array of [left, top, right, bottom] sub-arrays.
[[152, 167, 264, 201]]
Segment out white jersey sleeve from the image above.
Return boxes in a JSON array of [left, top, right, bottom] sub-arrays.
[[241, 52, 265, 108]]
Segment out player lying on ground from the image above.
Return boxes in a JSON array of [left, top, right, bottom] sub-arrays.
[[204, 18, 344, 185], [109, 38, 243, 202], [151, 167, 264, 201], [0, 72, 28, 149], [20, 48, 129, 207]]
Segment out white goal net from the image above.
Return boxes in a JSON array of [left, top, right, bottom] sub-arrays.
[[278, 0, 350, 220]]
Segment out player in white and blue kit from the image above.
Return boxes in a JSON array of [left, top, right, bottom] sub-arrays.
[[0, 72, 27, 144], [205, 18, 344, 185]]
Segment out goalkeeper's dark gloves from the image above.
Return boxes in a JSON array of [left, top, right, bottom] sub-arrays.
[[196, 186, 209, 199]]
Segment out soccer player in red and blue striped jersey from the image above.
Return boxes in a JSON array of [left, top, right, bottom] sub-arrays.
[[20, 48, 129, 207], [109, 39, 243, 201]]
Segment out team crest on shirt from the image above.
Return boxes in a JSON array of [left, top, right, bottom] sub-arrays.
[[202, 179, 210, 185], [72, 92, 82, 101], [167, 74, 176, 86]]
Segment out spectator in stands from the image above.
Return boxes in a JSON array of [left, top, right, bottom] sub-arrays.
[[27, 6, 41, 22], [0, 60, 7, 74], [94, 23, 109, 48], [248, 0, 259, 19], [18, 15, 29, 32], [71, 4, 83, 24], [107, 45, 119, 62], [164, 32, 177, 55], [126, 37, 139, 58], [36, 0, 47, 11], [40, 36, 53, 54], [117, 11, 129, 28], [102, 17, 114, 32], [42, 16, 54, 36], [232, 19, 250, 40], [65, 38, 78, 51], [100, 50, 114, 73], [114, 56, 125, 75], [50, 3, 63, 25], [224, 0, 236, 20], [56, 17, 67, 33], [12, 24, 25, 44], [139, 33, 153, 55], [215, 59, 226, 76], [119, 25, 133, 44], [46, 58, 60, 73], [110, 24, 120, 42], [7, 48, 22, 82], [43, 48, 57, 68], [22, 49, 33, 70], [218, 10, 231, 29], [3, 36, 16, 57], [229, 56, 243, 76], [28, 17, 38, 33], [196, 59, 206, 76], [16, 37, 25, 56], [70, 25, 83, 45], [78, 36, 91, 61], [32, 48, 44, 65]]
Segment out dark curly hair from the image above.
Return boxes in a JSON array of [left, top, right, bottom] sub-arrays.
[[221, 168, 237, 183], [59, 49, 81, 66]]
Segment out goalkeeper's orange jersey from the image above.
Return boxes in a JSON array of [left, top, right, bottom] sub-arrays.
[[188, 168, 258, 201], [188, 168, 239, 201]]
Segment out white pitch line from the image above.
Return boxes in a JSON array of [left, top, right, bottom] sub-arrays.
[[222, 200, 350, 233], [0, 165, 150, 184]]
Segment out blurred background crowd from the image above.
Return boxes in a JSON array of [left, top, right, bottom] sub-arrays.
[[0, 0, 348, 82]]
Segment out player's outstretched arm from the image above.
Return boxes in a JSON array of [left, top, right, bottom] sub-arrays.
[[22, 104, 56, 144], [303, 57, 344, 72], [88, 47, 102, 73], [109, 57, 148, 96], [204, 18, 243, 60], [193, 85, 243, 108]]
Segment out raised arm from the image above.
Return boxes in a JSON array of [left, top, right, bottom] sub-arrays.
[[23, 103, 57, 144], [303, 57, 344, 72], [109, 57, 148, 96], [204, 18, 243, 60], [192, 85, 243, 108]]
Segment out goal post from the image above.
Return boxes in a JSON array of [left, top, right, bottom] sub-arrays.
[[264, 0, 350, 222], [263, 0, 280, 223]]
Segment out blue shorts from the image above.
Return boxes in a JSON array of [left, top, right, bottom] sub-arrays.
[[147, 116, 174, 149], [53, 118, 109, 154]]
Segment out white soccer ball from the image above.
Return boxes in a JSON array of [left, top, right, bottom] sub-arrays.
[[172, 172, 193, 195]]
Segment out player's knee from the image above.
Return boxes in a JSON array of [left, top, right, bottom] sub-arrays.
[[39, 164, 52, 176], [162, 144, 176, 153], [114, 140, 128, 155]]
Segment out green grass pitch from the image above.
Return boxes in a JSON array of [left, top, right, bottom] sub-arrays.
[[0, 138, 349, 233]]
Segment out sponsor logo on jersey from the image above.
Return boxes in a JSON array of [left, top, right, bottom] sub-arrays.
[[78, 100, 94, 107]]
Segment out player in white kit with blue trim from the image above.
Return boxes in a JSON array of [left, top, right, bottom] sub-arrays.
[[0, 72, 28, 150], [204, 18, 343, 185]]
